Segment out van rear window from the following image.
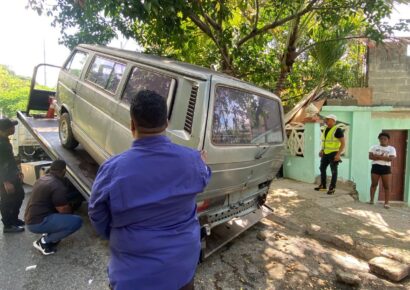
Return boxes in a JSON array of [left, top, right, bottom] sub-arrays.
[[212, 86, 283, 145]]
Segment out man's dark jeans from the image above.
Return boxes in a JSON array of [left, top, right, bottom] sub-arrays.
[[27, 213, 82, 243], [320, 151, 339, 189], [0, 180, 25, 227]]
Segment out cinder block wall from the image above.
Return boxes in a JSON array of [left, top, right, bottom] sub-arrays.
[[368, 42, 410, 106]]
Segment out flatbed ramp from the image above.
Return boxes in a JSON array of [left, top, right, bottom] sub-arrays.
[[17, 110, 271, 259], [17, 111, 97, 197]]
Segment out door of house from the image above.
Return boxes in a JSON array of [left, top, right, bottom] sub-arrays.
[[378, 130, 407, 201]]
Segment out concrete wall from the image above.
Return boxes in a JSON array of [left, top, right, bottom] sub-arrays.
[[347, 88, 372, 106], [323, 106, 410, 205], [368, 43, 410, 106], [284, 106, 410, 206], [283, 123, 320, 183]]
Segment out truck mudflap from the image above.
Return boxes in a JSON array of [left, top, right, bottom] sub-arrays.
[[200, 205, 273, 260]]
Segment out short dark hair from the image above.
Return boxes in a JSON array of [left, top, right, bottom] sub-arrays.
[[378, 132, 390, 139], [50, 160, 66, 173], [0, 118, 18, 131], [130, 90, 167, 131]]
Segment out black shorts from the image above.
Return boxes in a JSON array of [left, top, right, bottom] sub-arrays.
[[371, 164, 391, 175]]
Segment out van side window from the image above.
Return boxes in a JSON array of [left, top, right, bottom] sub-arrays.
[[212, 86, 283, 145], [106, 63, 126, 93], [122, 67, 173, 103], [86, 56, 126, 93], [64, 51, 88, 78]]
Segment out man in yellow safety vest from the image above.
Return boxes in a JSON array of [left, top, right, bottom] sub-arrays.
[[314, 114, 345, 195]]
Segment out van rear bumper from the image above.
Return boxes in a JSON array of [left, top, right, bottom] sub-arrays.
[[200, 204, 273, 260], [201, 187, 268, 229]]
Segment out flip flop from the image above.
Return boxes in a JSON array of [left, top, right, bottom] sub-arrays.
[[384, 204, 390, 209], [367, 201, 374, 205]]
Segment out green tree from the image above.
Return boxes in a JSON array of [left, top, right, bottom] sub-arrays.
[[27, 0, 409, 102], [0, 66, 31, 117], [0, 66, 52, 117]]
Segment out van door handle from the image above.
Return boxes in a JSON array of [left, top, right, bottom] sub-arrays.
[[255, 146, 269, 159], [72, 89, 77, 95]]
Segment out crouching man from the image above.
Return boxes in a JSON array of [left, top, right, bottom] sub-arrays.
[[25, 160, 82, 255]]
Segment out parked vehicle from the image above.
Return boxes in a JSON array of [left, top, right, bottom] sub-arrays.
[[9, 63, 60, 163], [10, 121, 47, 162], [55, 44, 285, 249]]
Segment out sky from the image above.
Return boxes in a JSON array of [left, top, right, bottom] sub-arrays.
[[0, 1, 409, 86], [0, 1, 138, 86]]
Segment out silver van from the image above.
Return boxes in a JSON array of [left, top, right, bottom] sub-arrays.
[[56, 44, 285, 231]]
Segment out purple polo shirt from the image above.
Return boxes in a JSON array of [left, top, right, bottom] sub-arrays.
[[88, 135, 211, 290]]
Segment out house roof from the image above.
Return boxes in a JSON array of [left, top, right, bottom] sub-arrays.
[[367, 37, 410, 49], [285, 85, 354, 124]]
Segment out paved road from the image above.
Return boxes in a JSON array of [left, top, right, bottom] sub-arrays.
[[0, 191, 109, 290]]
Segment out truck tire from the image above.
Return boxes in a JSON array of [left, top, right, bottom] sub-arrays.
[[59, 113, 79, 149]]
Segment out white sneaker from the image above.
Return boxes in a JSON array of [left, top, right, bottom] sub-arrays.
[[33, 238, 55, 255]]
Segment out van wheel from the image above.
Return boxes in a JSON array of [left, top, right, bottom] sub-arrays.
[[59, 113, 79, 149]]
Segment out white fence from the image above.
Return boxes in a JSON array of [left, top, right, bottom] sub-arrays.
[[286, 122, 350, 157], [285, 122, 305, 156]]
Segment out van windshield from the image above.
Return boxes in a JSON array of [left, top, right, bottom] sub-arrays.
[[212, 86, 283, 145]]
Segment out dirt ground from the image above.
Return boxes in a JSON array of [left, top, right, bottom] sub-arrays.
[[1, 178, 409, 289], [195, 178, 410, 289]]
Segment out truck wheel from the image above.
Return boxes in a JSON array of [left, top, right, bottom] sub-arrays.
[[59, 113, 79, 149]]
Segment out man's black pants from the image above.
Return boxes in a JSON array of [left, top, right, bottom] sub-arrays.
[[320, 152, 339, 189], [0, 180, 25, 227]]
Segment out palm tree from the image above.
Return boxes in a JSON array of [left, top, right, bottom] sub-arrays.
[[310, 22, 356, 89]]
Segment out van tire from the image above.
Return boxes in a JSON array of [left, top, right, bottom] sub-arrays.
[[59, 113, 79, 149]]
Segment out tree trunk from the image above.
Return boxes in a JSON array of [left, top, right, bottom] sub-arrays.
[[274, 17, 301, 98], [274, 62, 291, 97]]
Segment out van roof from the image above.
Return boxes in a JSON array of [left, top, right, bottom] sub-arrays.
[[79, 44, 239, 82], [77, 44, 281, 102]]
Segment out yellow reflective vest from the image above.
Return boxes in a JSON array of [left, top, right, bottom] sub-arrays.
[[321, 126, 341, 154]]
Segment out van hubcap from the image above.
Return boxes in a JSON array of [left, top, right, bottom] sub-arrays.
[[60, 120, 68, 142]]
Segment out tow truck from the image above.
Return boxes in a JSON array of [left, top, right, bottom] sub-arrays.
[[17, 64, 273, 259]]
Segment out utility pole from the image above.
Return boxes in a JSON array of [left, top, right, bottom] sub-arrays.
[[43, 39, 47, 87]]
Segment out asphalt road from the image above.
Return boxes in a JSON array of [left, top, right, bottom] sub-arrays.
[[0, 190, 109, 290]]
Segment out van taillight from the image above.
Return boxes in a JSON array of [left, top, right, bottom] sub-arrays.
[[197, 199, 210, 213]]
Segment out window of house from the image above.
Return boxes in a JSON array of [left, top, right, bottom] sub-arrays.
[[212, 86, 283, 145], [64, 51, 88, 78], [122, 67, 174, 103], [86, 56, 126, 93]]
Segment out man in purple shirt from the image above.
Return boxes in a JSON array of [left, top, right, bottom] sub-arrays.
[[89, 90, 211, 290]]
